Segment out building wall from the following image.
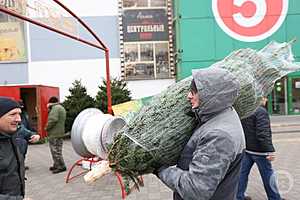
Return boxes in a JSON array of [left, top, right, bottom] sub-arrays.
[[0, 63, 28, 84], [174, 0, 300, 80], [173, 0, 300, 115], [29, 16, 120, 62], [1, 0, 175, 100]]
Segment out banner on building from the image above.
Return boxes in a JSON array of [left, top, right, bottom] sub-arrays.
[[0, 0, 27, 63], [0, 21, 27, 63], [123, 9, 168, 42]]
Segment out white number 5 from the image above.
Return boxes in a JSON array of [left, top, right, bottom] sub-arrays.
[[233, 0, 267, 27]]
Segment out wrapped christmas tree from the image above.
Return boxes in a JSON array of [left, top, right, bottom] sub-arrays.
[[84, 40, 300, 193]]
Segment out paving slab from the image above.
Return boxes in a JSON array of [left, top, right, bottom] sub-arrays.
[[24, 132, 300, 200]]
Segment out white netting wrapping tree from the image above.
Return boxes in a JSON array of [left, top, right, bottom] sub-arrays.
[[104, 41, 300, 193], [212, 40, 300, 118]]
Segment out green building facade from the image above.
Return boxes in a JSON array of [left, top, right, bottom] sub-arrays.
[[172, 0, 300, 115]]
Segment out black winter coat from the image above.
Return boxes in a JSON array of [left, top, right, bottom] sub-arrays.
[[15, 112, 36, 156], [241, 106, 275, 153], [0, 132, 25, 199]]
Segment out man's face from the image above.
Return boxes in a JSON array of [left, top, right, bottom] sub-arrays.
[[0, 108, 22, 134], [187, 91, 200, 109]]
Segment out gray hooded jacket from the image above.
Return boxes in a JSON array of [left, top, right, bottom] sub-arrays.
[[158, 68, 245, 200]]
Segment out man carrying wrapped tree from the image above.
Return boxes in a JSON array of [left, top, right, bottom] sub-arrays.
[[155, 68, 246, 200], [83, 41, 300, 198]]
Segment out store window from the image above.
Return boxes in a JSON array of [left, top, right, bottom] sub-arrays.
[[291, 78, 300, 113], [271, 79, 287, 115]]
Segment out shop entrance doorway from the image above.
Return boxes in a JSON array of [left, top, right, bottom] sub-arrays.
[[270, 78, 287, 115], [288, 76, 300, 114]]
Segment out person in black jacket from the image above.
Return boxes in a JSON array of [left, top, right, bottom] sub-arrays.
[[0, 97, 25, 200], [237, 97, 284, 200], [15, 101, 40, 170]]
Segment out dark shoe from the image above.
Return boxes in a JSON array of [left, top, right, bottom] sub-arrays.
[[244, 196, 252, 200], [25, 166, 29, 170], [52, 167, 67, 174], [49, 166, 56, 171]]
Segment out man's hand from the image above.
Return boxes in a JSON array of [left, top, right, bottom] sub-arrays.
[[29, 134, 40, 143], [266, 153, 275, 161]]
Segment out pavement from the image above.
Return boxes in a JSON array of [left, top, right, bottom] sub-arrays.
[[271, 115, 300, 133], [23, 116, 300, 200]]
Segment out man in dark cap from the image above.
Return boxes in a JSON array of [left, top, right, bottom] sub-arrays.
[[0, 97, 25, 199], [45, 96, 67, 174]]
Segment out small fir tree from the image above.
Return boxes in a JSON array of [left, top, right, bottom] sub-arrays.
[[95, 78, 132, 113], [62, 80, 96, 132]]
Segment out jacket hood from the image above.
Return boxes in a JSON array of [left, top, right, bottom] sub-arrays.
[[192, 67, 240, 116]]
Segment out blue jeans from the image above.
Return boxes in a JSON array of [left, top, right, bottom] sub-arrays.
[[237, 152, 282, 200]]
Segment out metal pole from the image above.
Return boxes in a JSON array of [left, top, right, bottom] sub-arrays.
[[0, 5, 112, 112], [0, 7, 105, 50], [52, 0, 107, 50], [105, 49, 112, 114]]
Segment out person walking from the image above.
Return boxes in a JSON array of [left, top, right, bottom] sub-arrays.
[[237, 97, 285, 200], [45, 96, 67, 174], [0, 97, 25, 200], [155, 68, 245, 200]]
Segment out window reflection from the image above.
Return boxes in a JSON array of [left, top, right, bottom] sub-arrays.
[[291, 78, 300, 113], [271, 79, 286, 115]]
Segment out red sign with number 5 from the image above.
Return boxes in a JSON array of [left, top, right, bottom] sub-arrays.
[[212, 0, 288, 42]]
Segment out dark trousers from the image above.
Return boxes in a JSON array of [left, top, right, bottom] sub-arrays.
[[237, 152, 282, 200], [49, 137, 66, 169]]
